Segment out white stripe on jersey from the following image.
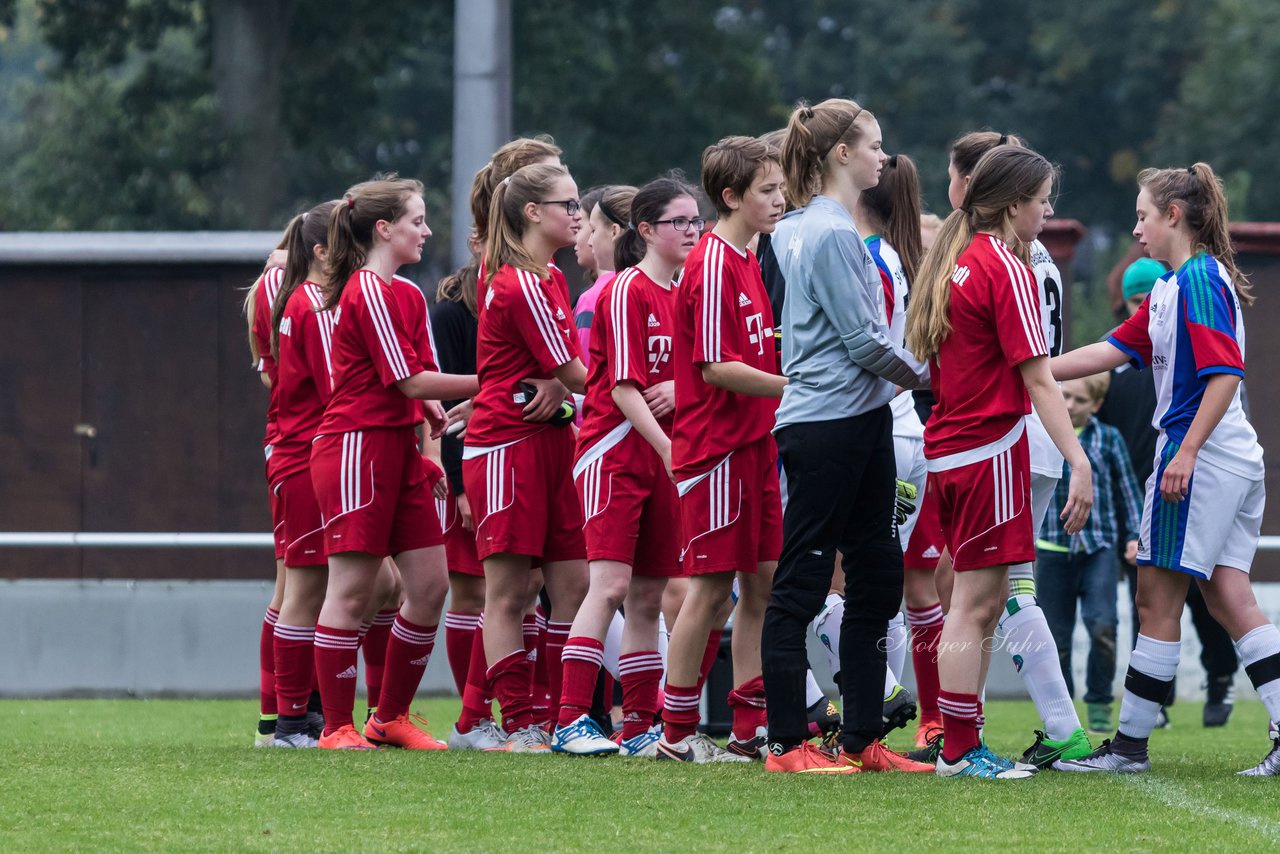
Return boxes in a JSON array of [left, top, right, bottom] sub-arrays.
[[990, 238, 1047, 356], [611, 268, 641, 382], [394, 274, 441, 368], [360, 271, 412, 380], [264, 267, 283, 305], [304, 284, 336, 390], [516, 269, 571, 366], [702, 239, 724, 360]]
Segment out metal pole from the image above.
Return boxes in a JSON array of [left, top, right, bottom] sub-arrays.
[[451, 0, 512, 268]]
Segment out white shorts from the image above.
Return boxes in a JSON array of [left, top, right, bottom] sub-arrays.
[[894, 436, 927, 552], [1137, 454, 1265, 580], [1009, 471, 1060, 582]]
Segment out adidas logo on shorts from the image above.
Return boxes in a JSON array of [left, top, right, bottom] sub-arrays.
[[738, 292, 752, 307], [648, 313, 661, 327], [336, 665, 358, 679], [922, 545, 940, 559]]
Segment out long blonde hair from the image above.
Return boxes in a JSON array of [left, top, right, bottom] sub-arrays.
[[906, 146, 1054, 361], [1138, 163, 1252, 305], [483, 163, 570, 284]]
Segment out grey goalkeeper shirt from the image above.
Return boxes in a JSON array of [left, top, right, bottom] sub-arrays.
[[772, 195, 928, 431]]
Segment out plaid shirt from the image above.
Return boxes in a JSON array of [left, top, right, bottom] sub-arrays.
[[1039, 416, 1143, 555]]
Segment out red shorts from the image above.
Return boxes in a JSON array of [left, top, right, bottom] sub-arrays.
[[462, 428, 586, 563], [267, 478, 286, 560], [575, 427, 680, 577], [310, 427, 445, 558], [903, 478, 945, 571], [677, 435, 782, 576], [927, 433, 1034, 572], [437, 491, 483, 577], [272, 470, 328, 567]]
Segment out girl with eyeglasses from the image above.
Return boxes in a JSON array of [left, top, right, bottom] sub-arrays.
[[463, 162, 591, 752], [549, 175, 702, 757]]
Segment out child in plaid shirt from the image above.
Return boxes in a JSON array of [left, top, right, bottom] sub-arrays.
[[1036, 372, 1143, 733]]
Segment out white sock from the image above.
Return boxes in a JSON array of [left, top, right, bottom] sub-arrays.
[[602, 609, 624, 681], [811, 592, 843, 679], [999, 594, 1081, 740], [804, 669, 825, 709], [1237, 624, 1280, 724], [886, 611, 907, 684], [657, 612, 669, 690], [1119, 634, 1180, 741], [884, 660, 902, 701]]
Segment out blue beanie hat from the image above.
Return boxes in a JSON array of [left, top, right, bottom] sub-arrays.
[[1122, 258, 1166, 300]]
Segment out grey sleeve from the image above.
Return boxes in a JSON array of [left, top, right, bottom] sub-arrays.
[[810, 231, 930, 388]]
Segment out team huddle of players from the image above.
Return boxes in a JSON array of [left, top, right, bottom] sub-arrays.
[[245, 96, 1280, 780]]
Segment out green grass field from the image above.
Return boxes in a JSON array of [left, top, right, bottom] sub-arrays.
[[1, 698, 1277, 852]]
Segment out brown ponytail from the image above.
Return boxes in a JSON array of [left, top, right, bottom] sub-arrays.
[[469, 135, 562, 244], [483, 163, 569, 285], [1137, 163, 1253, 305], [861, 154, 924, 285], [273, 200, 337, 355], [781, 98, 875, 208], [436, 261, 480, 318], [908, 147, 1054, 361], [323, 176, 424, 310]]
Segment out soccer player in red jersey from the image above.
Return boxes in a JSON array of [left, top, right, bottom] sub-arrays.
[[905, 146, 1092, 778], [654, 137, 788, 764], [245, 247, 287, 747], [550, 175, 701, 757], [309, 177, 480, 750], [264, 201, 339, 747], [462, 162, 589, 753]]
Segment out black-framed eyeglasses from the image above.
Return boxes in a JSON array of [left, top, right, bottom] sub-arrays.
[[538, 199, 581, 216], [654, 217, 706, 233]]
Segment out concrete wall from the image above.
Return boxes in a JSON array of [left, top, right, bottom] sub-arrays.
[[5, 579, 1279, 704]]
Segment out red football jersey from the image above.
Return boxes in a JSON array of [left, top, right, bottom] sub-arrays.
[[269, 282, 337, 482], [671, 232, 780, 479], [465, 264, 580, 449], [477, 259, 571, 314], [253, 267, 284, 446], [923, 234, 1048, 460], [576, 266, 678, 456], [318, 270, 438, 436]]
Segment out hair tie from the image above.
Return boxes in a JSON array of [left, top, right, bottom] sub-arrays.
[[959, 205, 971, 215], [800, 105, 814, 120], [502, 176, 512, 187], [888, 154, 898, 168], [346, 198, 355, 209], [1186, 166, 1196, 176], [626, 222, 635, 231], [998, 134, 1008, 146]]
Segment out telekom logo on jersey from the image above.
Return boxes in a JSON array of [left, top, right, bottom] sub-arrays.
[[745, 313, 767, 355], [647, 335, 672, 373]]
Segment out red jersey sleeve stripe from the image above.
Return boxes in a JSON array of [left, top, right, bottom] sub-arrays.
[[702, 240, 723, 361], [991, 238, 1048, 356], [516, 269, 572, 366], [360, 271, 412, 380], [264, 266, 283, 304], [304, 284, 336, 390], [611, 268, 637, 382]]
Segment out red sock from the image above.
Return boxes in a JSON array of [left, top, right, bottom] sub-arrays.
[[727, 675, 767, 742], [273, 623, 315, 716], [457, 618, 495, 731], [314, 624, 360, 735], [362, 609, 397, 710], [444, 611, 481, 696], [545, 621, 571, 727], [938, 690, 980, 762], [619, 650, 663, 740], [557, 636, 603, 727], [523, 615, 546, 725], [488, 647, 534, 732], [662, 682, 701, 744], [696, 629, 723, 693], [375, 615, 437, 721], [907, 605, 944, 717], [260, 608, 279, 716]]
